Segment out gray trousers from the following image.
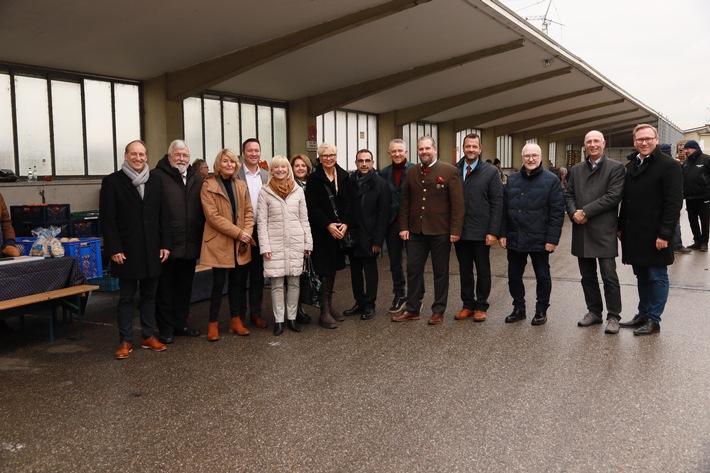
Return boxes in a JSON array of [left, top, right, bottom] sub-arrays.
[[577, 257, 622, 319]]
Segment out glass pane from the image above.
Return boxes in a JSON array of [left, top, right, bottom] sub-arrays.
[[204, 98, 222, 167], [84, 79, 114, 175], [51, 80, 85, 176], [347, 112, 358, 171], [336, 111, 347, 169], [240, 103, 256, 151], [257, 105, 273, 160], [114, 83, 140, 170], [323, 111, 335, 145], [273, 107, 287, 157], [15, 75, 51, 176], [0, 73, 14, 170], [183, 97, 203, 160], [223, 100, 240, 155], [368, 116, 377, 166]]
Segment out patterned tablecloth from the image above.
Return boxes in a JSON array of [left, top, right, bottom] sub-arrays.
[[0, 256, 88, 301]]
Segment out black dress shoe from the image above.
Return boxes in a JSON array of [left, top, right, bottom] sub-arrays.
[[287, 320, 301, 332], [531, 311, 547, 325], [505, 309, 526, 323], [174, 326, 202, 337], [343, 304, 366, 316], [633, 319, 660, 336], [296, 305, 311, 324], [360, 308, 376, 320], [273, 322, 284, 336], [158, 335, 175, 344], [388, 295, 407, 314], [619, 314, 645, 328]]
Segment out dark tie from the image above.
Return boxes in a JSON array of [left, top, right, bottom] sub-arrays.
[[466, 165, 472, 180]]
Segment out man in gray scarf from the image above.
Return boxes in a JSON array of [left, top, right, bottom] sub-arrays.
[[100, 140, 173, 360]]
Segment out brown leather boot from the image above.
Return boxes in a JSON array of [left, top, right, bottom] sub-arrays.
[[319, 276, 338, 329], [207, 322, 220, 342], [229, 316, 250, 336]]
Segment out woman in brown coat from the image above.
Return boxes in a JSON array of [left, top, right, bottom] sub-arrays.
[[200, 149, 254, 341]]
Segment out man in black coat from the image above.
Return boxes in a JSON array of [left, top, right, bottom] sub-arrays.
[[453, 133, 503, 323], [618, 124, 682, 335], [151, 140, 205, 343], [343, 149, 391, 320], [100, 140, 172, 359], [681, 140, 710, 251]]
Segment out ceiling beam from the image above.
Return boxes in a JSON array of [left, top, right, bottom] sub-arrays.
[[393, 66, 570, 126], [308, 38, 525, 116], [547, 115, 653, 142], [495, 99, 627, 135], [453, 86, 603, 131], [165, 0, 432, 100]]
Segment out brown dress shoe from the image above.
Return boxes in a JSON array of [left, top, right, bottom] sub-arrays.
[[473, 310, 487, 322], [114, 342, 132, 360], [229, 317, 250, 336], [251, 316, 268, 329], [392, 311, 420, 322], [428, 313, 444, 325], [141, 336, 167, 352], [454, 309, 474, 320], [207, 321, 220, 342]]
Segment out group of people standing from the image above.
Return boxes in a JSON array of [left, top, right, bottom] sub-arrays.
[[100, 122, 688, 360]]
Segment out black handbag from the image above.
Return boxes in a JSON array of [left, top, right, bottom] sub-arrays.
[[299, 256, 322, 308], [323, 183, 355, 252]]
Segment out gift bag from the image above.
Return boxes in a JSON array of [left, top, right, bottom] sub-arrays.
[[299, 256, 322, 308]]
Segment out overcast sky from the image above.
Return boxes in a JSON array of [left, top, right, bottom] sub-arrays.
[[499, 0, 710, 130]]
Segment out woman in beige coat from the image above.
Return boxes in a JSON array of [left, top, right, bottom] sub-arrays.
[[257, 156, 313, 335], [200, 149, 254, 341]]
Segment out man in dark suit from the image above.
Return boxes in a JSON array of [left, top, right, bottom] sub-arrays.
[[618, 124, 682, 335], [100, 140, 172, 359], [236, 138, 269, 329], [565, 130, 625, 334], [392, 136, 464, 325], [152, 140, 205, 344]]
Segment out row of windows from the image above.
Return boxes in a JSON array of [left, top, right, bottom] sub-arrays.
[[0, 66, 141, 177]]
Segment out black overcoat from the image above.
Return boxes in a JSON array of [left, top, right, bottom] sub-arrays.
[[100, 169, 172, 279], [619, 146, 682, 267], [305, 164, 351, 275]]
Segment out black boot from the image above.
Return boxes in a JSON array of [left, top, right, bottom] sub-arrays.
[[287, 319, 301, 333], [273, 322, 284, 336], [319, 276, 338, 329], [296, 304, 311, 324]]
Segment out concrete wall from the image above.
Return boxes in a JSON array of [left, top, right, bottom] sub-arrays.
[[0, 180, 101, 212]]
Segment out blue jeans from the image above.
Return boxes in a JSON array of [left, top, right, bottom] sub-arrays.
[[632, 265, 669, 323]]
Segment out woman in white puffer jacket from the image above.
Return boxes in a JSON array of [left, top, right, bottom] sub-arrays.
[[257, 155, 313, 335]]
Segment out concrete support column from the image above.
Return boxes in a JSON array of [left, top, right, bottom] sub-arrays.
[[482, 130, 497, 164], [143, 75, 183, 166], [511, 135, 527, 170], [288, 98, 317, 164], [378, 111, 397, 168], [537, 136, 550, 168], [438, 120, 456, 165]]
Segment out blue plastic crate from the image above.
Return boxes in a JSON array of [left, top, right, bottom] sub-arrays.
[[15, 237, 102, 280]]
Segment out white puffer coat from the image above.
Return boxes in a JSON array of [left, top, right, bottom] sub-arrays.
[[257, 184, 313, 277]]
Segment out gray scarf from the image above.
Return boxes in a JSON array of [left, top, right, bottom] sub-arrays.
[[121, 160, 150, 199]]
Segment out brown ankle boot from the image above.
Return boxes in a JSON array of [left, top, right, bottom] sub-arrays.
[[229, 316, 250, 336], [207, 322, 220, 342], [319, 276, 338, 329]]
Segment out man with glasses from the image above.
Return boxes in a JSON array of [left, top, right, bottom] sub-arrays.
[[618, 124, 682, 335], [500, 143, 564, 326], [152, 140, 205, 343], [392, 136, 464, 326], [565, 130, 626, 334]]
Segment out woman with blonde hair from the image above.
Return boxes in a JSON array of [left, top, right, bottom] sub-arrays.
[[200, 148, 254, 341], [257, 156, 313, 335]]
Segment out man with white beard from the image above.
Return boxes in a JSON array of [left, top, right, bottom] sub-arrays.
[[152, 140, 205, 343]]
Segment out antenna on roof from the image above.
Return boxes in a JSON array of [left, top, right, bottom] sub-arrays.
[[525, 0, 563, 36]]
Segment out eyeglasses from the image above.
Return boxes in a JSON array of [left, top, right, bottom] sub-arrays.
[[171, 153, 190, 158], [320, 154, 336, 159], [634, 137, 657, 143], [522, 154, 540, 160]]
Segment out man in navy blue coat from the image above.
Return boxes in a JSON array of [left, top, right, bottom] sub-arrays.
[[500, 143, 564, 326]]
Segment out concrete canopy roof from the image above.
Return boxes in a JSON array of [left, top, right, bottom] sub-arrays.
[[1, 0, 659, 147]]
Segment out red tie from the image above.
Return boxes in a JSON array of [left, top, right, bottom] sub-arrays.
[[466, 165, 472, 180]]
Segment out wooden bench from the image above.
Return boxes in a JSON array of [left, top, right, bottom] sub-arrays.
[[0, 284, 99, 341]]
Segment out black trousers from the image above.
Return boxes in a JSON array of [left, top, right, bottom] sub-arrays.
[[577, 257, 621, 319], [117, 277, 159, 342], [209, 266, 246, 323], [237, 225, 264, 318], [454, 239, 492, 311], [155, 258, 197, 336], [385, 221, 406, 297], [507, 249, 551, 314], [686, 198, 710, 244], [406, 233, 451, 314], [349, 255, 378, 310]]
